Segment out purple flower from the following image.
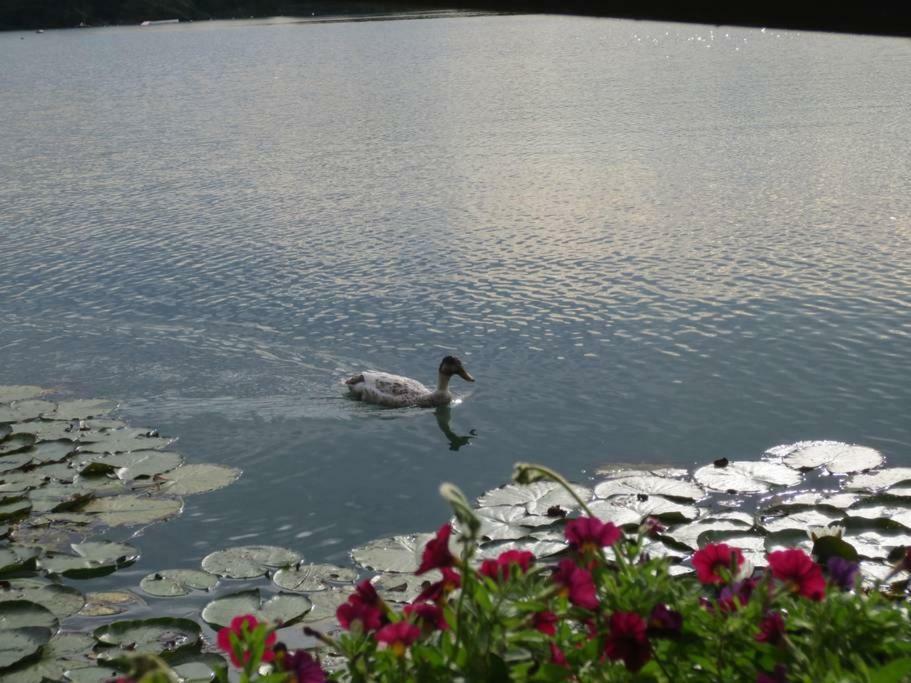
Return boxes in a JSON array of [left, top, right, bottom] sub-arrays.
[[647, 603, 682, 638], [826, 556, 859, 591]]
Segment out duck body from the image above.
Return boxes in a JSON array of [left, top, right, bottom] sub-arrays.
[[345, 356, 474, 408]]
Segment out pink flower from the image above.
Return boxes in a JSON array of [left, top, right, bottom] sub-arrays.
[[604, 612, 651, 672], [415, 567, 461, 603], [767, 549, 826, 601], [641, 517, 665, 537], [552, 558, 598, 610], [565, 516, 621, 554], [549, 642, 569, 667], [532, 610, 559, 635], [692, 543, 744, 585], [417, 524, 455, 574], [375, 622, 421, 657], [336, 600, 383, 632], [756, 611, 786, 646], [404, 602, 448, 632], [216, 615, 276, 668], [647, 604, 682, 638], [717, 578, 757, 612], [281, 650, 328, 683], [479, 550, 535, 582], [352, 579, 381, 606]]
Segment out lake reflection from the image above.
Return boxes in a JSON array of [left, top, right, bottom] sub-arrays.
[[0, 15, 910, 574]]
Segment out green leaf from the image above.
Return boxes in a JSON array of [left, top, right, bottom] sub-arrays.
[[0, 579, 85, 619], [201, 589, 312, 629], [79, 590, 146, 617], [812, 536, 860, 564], [201, 545, 301, 579], [77, 429, 174, 454], [78, 450, 183, 481], [0, 631, 95, 683], [93, 617, 201, 658], [0, 433, 37, 456], [846, 468, 911, 492], [694, 460, 801, 493], [155, 463, 241, 495], [351, 534, 431, 573], [771, 441, 884, 474], [39, 541, 139, 579], [80, 494, 182, 527], [0, 546, 39, 575], [869, 658, 911, 683], [478, 482, 593, 516], [272, 563, 357, 592], [594, 474, 705, 501], [0, 627, 52, 669], [140, 569, 218, 597], [0, 386, 46, 403], [46, 400, 116, 421], [0, 400, 56, 423]]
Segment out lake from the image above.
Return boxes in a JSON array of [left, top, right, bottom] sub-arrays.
[[1, 13, 910, 585]]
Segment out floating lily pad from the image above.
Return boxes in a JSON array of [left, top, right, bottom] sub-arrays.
[[694, 461, 801, 494], [0, 400, 56, 423], [669, 517, 756, 550], [300, 588, 348, 623], [77, 429, 174, 454], [763, 491, 861, 512], [594, 475, 705, 501], [846, 468, 911, 492], [79, 590, 146, 617], [166, 652, 227, 683], [272, 563, 358, 592], [0, 600, 57, 668], [588, 495, 701, 526], [29, 439, 78, 463], [370, 573, 438, 604], [477, 482, 593, 516], [351, 534, 433, 573], [62, 665, 123, 683], [28, 486, 94, 514], [202, 545, 301, 579], [843, 505, 911, 530], [80, 494, 182, 527], [39, 541, 139, 579], [0, 433, 36, 456], [841, 531, 911, 560], [156, 463, 241, 495], [0, 547, 39, 575], [476, 536, 567, 560], [46, 400, 116, 421], [471, 505, 552, 542], [201, 589, 312, 629], [0, 631, 95, 683], [0, 386, 46, 403], [78, 450, 183, 481], [886, 484, 911, 498], [772, 441, 884, 474], [0, 498, 31, 522], [0, 452, 34, 474], [763, 509, 845, 534], [0, 579, 85, 619], [0, 425, 8, 440], [93, 617, 201, 657], [140, 569, 219, 597]]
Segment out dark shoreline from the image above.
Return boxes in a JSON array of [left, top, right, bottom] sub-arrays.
[[2, 1, 910, 36]]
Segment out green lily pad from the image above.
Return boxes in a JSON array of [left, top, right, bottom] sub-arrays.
[[0, 433, 37, 456], [476, 536, 567, 560], [93, 617, 201, 657], [471, 505, 552, 542], [594, 475, 705, 501], [80, 494, 182, 527], [272, 563, 358, 592], [0, 600, 58, 668], [201, 589, 312, 629], [694, 461, 801, 494], [0, 579, 85, 619], [155, 463, 241, 495], [28, 486, 94, 514], [771, 441, 884, 474], [201, 545, 301, 579], [841, 531, 911, 560], [763, 491, 861, 512], [300, 588, 348, 623], [29, 439, 79, 463], [39, 541, 139, 579], [0, 547, 39, 575], [477, 482, 593, 516], [844, 505, 911, 530], [0, 425, 8, 440], [0, 631, 95, 683], [77, 429, 174, 454], [0, 386, 46, 403], [668, 517, 756, 550], [0, 599, 58, 632], [167, 652, 227, 683], [370, 573, 437, 604], [0, 401, 56, 423], [62, 665, 123, 682], [12, 520, 89, 553], [846, 468, 911, 492], [763, 509, 845, 534], [139, 569, 218, 597], [588, 495, 701, 525], [46, 400, 116, 421], [0, 498, 31, 522], [351, 534, 432, 573], [0, 453, 34, 474], [79, 590, 146, 617], [78, 450, 183, 481]]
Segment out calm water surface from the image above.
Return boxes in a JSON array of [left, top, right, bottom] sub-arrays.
[[1, 15, 910, 578]]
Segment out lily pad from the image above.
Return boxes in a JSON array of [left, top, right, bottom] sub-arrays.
[[477, 482, 593, 516], [93, 617, 201, 657], [0, 498, 31, 521], [155, 463, 241, 495], [476, 536, 567, 560], [772, 441, 884, 474], [301, 588, 349, 623], [0, 386, 46, 403], [140, 569, 219, 597], [763, 491, 861, 512], [846, 468, 911, 492], [669, 517, 756, 550], [0, 579, 85, 619], [0, 547, 39, 575], [0, 600, 57, 668], [0, 433, 37, 456], [272, 563, 358, 592], [12, 420, 84, 442], [0, 631, 95, 683], [29, 439, 78, 463], [763, 509, 845, 534], [28, 486, 94, 514], [0, 400, 56, 423], [79, 590, 146, 617], [841, 531, 911, 561], [694, 461, 801, 494], [62, 665, 123, 683], [77, 429, 174, 454], [46, 400, 116, 421], [0, 452, 34, 474], [844, 505, 911, 530], [370, 573, 438, 604], [588, 495, 701, 525], [201, 545, 301, 579], [168, 653, 228, 683], [351, 533, 433, 574], [472, 505, 552, 542], [594, 475, 705, 501], [201, 589, 312, 629], [80, 494, 182, 527], [39, 541, 139, 579], [78, 450, 183, 481]]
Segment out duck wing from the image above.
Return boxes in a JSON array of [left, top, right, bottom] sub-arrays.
[[351, 371, 431, 407]]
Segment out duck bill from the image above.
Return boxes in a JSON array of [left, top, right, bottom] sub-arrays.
[[457, 368, 475, 382]]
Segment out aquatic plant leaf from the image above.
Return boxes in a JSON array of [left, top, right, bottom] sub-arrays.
[[0, 433, 37, 456], [477, 482, 593, 516], [771, 441, 884, 474], [139, 569, 219, 597], [763, 509, 845, 534], [28, 486, 94, 514], [472, 505, 550, 542], [846, 468, 911, 492], [0, 631, 95, 683], [62, 665, 123, 682], [201, 545, 301, 579], [370, 573, 439, 604], [77, 429, 174, 454], [588, 495, 701, 525], [0, 425, 8, 440], [79, 590, 146, 617], [10, 420, 80, 442], [843, 505, 911, 530], [0, 599, 58, 632], [0, 386, 46, 403], [155, 463, 241, 495], [29, 439, 78, 463], [0, 546, 39, 575], [763, 491, 861, 512], [0, 627, 52, 669], [476, 536, 567, 560], [80, 494, 182, 527], [168, 653, 228, 683], [841, 531, 911, 560], [39, 541, 139, 579], [694, 461, 801, 493], [46, 400, 116, 421], [300, 588, 348, 623], [0, 453, 34, 474], [201, 589, 312, 629], [351, 534, 432, 573], [0, 400, 56, 422], [0, 498, 31, 521], [272, 563, 358, 592], [669, 518, 755, 550], [0, 579, 85, 619], [593, 475, 705, 501], [77, 450, 183, 481], [93, 617, 201, 657]]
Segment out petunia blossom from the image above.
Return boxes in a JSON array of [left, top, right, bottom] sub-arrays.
[[281, 649, 328, 683], [415, 567, 461, 603], [532, 610, 559, 636], [603, 612, 651, 672], [565, 516, 621, 554], [755, 611, 786, 646], [404, 601, 449, 632], [552, 558, 599, 610], [479, 549, 535, 582], [417, 523, 455, 574], [717, 578, 757, 612], [216, 615, 276, 668], [692, 543, 745, 585], [549, 642, 569, 668], [767, 549, 826, 600], [336, 599, 384, 633], [827, 556, 859, 591], [756, 664, 788, 683], [647, 603, 682, 638], [375, 622, 421, 657]]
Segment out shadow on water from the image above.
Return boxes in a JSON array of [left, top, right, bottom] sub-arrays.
[[434, 405, 477, 451]]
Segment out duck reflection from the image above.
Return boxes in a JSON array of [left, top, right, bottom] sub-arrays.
[[434, 406, 477, 451]]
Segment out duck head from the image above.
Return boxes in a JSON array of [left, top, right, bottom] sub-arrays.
[[440, 355, 474, 382]]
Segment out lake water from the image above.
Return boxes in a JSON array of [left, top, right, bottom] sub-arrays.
[[1, 14, 910, 581]]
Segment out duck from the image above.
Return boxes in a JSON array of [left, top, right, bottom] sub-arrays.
[[345, 356, 475, 408]]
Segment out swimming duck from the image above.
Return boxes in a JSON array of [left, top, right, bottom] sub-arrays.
[[345, 356, 475, 408]]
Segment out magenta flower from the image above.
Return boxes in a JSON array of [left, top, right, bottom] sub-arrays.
[[415, 567, 461, 603], [549, 642, 569, 667], [404, 601, 448, 632], [216, 615, 276, 668], [692, 543, 744, 585], [336, 600, 383, 632], [718, 578, 757, 612], [757, 664, 788, 682], [281, 650, 328, 683], [647, 603, 682, 638], [641, 517, 665, 537], [756, 611, 786, 646], [565, 516, 621, 554], [768, 549, 826, 601], [532, 611, 559, 635], [417, 524, 455, 574], [375, 622, 421, 657], [552, 558, 599, 610], [352, 579, 381, 605], [479, 549, 535, 582], [604, 612, 651, 672]]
